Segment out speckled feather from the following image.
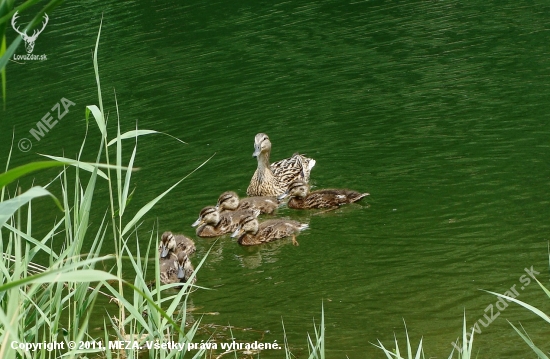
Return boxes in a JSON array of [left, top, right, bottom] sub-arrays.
[[159, 231, 196, 258], [247, 133, 315, 196], [284, 180, 369, 209], [216, 191, 279, 215], [232, 216, 308, 246], [193, 206, 259, 237]]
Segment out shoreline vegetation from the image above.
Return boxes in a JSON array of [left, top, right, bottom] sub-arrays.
[[1, 19, 549, 359]]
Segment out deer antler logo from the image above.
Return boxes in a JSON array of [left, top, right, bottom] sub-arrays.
[[11, 11, 49, 54]]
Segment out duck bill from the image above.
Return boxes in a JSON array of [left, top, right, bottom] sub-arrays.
[[191, 218, 203, 227], [160, 246, 169, 258], [177, 265, 185, 279], [252, 145, 261, 157], [277, 192, 289, 201], [230, 227, 243, 238]]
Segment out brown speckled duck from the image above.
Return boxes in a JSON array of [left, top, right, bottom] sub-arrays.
[[192, 206, 259, 238], [159, 251, 196, 286], [159, 231, 196, 259], [247, 133, 316, 197], [230, 215, 308, 246], [215, 191, 279, 215], [279, 180, 369, 209]]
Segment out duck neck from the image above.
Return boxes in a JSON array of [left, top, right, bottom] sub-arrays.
[[256, 151, 274, 180]]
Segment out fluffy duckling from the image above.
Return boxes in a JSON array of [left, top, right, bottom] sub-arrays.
[[159, 231, 196, 259], [159, 251, 196, 286], [192, 206, 259, 237], [247, 133, 315, 197], [231, 215, 308, 246], [215, 191, 279, 215], [279, 180, 369, 209]]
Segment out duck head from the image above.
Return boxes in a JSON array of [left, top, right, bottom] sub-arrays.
[[231, 215, 260, 239], [278, 180, 309, 200], [215, 191, 240, 211], [159, 231, 176, 258], [253, 133, 271, 158], [176, 251, 189, 280], [192, 206, 220, 227]]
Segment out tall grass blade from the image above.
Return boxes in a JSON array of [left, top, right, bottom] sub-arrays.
[[486, 290, 550, 324], [508, 321, 548, 359], [0, 186, 62, 227], [39, 154, 135, 180], [120, 131, 136, 216], [85, 105, 106, 138], [0, 160, 68, 189], [107, 129, 187, 146], [1, 34, 5, 108]]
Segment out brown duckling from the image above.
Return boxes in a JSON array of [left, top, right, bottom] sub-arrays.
[[230, 215, 308, 246], [215, 191, 279, 215], [247, 133, 315, 197], [192, 206, 259, 238], [159, 251, 196, 286], [159, 231, 196, 259], [279, 180, 369, 209]]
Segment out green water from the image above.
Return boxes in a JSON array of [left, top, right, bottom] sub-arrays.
[[1, 0, 549, 357]]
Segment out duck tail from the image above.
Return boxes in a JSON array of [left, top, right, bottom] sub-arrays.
[[352, 192, 370, 202]]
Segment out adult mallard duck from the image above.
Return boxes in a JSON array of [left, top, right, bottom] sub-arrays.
[[159, 231, 196, 259], [247, 133, 316, 196], [192, 206, 259, 238], [230, 215, 308, 246], [215, 191, 279, 215], [159, 251, 196, 286], [278, 180, 369, 209]]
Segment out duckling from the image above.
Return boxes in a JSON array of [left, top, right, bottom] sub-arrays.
[[159, 231, 196, 259], [159, 252, 196, 286], [159, 252, 178, 285], [176, 251, 196, 285], [247, 133, 316, 196], [279, 180, 369, 209], [192, 206, 259, 238], [215, 191, 279, 215], [231, 215, 308, 246]]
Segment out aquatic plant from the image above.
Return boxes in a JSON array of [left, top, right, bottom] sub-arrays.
[[488, 251, 550, 358], [372, 315, 475, 359], [0, 21, 209, 359]]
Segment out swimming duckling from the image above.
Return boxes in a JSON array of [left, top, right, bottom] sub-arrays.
[[192, 206, 259, 237], [159, 252, 196, 286], [278, 180, 369, 209], [247, 133, 315, 196], [215, 191, 279, 215], [231, 215, 308, 246], [174, 251, 196, 285], [159, 231, 196, 259]]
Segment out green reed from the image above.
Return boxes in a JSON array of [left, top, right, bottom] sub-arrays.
[[0, 20, 208, 359]]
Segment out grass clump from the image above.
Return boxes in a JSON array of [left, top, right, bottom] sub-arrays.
[[0, 20, 208, 359]]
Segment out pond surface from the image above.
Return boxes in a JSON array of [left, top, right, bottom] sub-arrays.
[[1, 1, 549, 357]]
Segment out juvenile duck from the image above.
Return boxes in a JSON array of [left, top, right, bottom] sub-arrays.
[[159, 231, 196, 258], [192, 206, 259, 238], [247, 133, 316, 197], [279, 180, 369, 209], [215, 191, 279, 215], [159, 251, 196, 286], [231, 215, 308, 246]]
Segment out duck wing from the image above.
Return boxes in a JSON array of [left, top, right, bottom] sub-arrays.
[[271, 153, 316, 184]]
